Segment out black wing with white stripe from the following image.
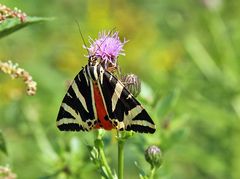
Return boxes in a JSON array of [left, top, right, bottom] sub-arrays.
[[97, 68, 156, 133], [56, 66, 97, 131]]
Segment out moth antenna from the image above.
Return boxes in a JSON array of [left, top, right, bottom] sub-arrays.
[[74, 19, 90, 56]]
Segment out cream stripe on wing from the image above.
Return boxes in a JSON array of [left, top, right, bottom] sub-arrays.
[[129, 120, 155, 129], [123, 105, 143, 125], [117, 105, 155, 129], [111, 81, 124, 112], [114, 104, 142, 130], [57, 118, 77, 125], [72, 80, 89, 113], [93, 64, 98, 80], [82, 69, 89, 86], [99, 67, 104, 84], [67, 92, 72, 98], [90, 79, 98, 120], [57, 103, 88, 128]]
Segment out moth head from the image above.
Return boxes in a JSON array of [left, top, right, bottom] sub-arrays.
[[88, 55, 101, 66]]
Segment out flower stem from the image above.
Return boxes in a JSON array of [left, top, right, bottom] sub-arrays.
[[99, 147, 114, 179], [95, 130, 114, 179], [117, 132, 125, 179], [149, 167, 156, 179]]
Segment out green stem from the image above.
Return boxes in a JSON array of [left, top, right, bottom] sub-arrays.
[[99, 147, 114, 179], [96, 130, 114, 179], [117, 132, 125, 179], [149, 167, 156, 179]]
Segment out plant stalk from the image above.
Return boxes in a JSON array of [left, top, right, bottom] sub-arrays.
[[118, 133, 125, 179], [96, 130, 114, 179], [99, 147, 114, 179], [149, 166, 156, 179]]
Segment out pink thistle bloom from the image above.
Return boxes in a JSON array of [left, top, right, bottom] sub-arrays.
[[87, 31, 128, 69]]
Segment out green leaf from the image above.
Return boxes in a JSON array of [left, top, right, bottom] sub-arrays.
[[134, 161, 147, 179], [0, 16, 53, 39], [0, 130, 7, 155], [184, 35, 222, 81], [156, 89, 180, 118]]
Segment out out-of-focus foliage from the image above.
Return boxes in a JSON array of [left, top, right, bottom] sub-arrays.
[[0, 131, 7, 155], [1, 0, 240, 178]]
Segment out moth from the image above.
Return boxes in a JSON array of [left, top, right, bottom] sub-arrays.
[[56, 56, 156, 133]]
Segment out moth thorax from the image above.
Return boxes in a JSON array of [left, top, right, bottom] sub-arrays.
[[86, 63, 102, 81]]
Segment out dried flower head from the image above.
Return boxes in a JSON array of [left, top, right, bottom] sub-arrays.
[[0, 165, 17, 179], [121, 74, 141, 97], [0, 4, 27, 23], [86, 31, 128, 69], [0, 60, 37, 96]]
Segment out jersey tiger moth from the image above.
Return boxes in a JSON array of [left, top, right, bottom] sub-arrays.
[[56, 56, 156, 133]]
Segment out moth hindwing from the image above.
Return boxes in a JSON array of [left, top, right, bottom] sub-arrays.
[[57, 63, 156, 133]]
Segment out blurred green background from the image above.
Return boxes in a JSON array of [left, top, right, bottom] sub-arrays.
[[1, 0, 240, 178]]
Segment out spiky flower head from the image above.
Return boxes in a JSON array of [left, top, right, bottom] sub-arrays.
[[87, 31, 127, 69]]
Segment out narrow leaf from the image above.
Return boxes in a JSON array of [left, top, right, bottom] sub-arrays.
[[156, 89, 180, 118], [0, 16, 53, 39], [134, 161, 147, 178], [185, 35, 222, 80]]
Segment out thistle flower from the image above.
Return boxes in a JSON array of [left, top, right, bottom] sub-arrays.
[[121, 74, 141, 97], [0, 4, 27, 23], [145, 145, 163, 169], [0, 60, 37, 96], [86, 31, 128, 69]]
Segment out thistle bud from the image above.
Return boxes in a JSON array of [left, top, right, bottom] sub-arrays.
[[145, 145, 163, 169], [121, 74, 141, 97]]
